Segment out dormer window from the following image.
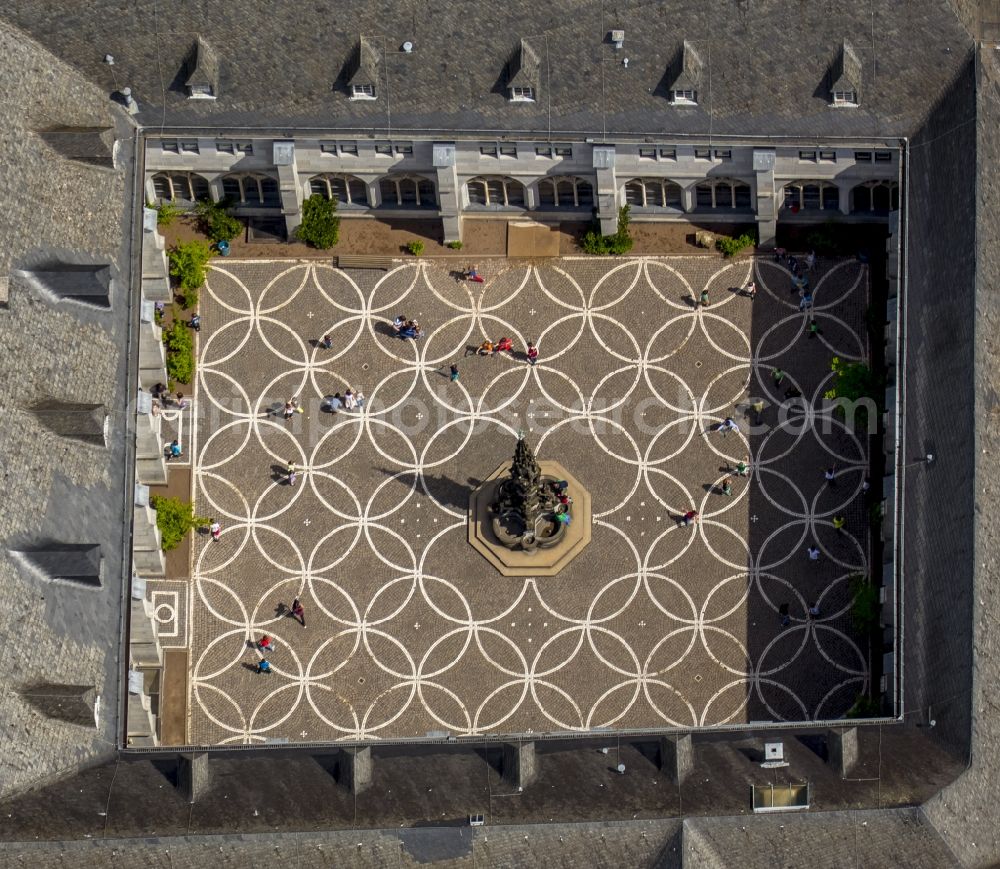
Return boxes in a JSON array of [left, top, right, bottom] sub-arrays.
[[665, 42, 702, 107], [346, 37, 379, 101], [184, 37, 219, 100], [671, 89, 696, 104], [829, 41, 861, 107], [507, 39, 540, 103]]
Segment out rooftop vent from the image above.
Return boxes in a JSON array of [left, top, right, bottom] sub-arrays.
[[402, 41, 414, 53], [610, 30, 625, 49]]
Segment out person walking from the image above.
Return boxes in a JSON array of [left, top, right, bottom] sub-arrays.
[[745, 281, 757, 300], [450, 363, 459, 382], [283, 400, 295, 420], [190, 313, 201, 332], [807, 319, 823, 339], [807, 545, 821, 562], [779, 603, 791, 627], [772, 368, 786, 388], [176, 392, 189, 410], [477, 339, 494, 356], [798, 290, 813, 312], [167, 440, 182, 461], [286, 460, 297, 487], [354, 390, 365, 409], [806, 250, 816, 272], [718, 417, 739, 436], [751, 399, 765, 425], [495, 336, 513, 355], [680, 509, 699, 527], [735, 455, 751, 477], [344, 390, 357, 410], [698, 288, 710, 308], [720, 477, 734, 496], [209, 520, 221, 542], [257, 659, 273, 674], [807, 602, 821, 619], [824, 466, 837, 488], [257, 635, 274, 654], [320, 334, 333, 350], [290, 598, 306, 627], [832, 515, 846, 534], [526, 342, 538, 366]]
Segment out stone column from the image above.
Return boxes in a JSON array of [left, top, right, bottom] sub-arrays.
[[839, 180, 853, 215], [592, 146, 618, 236], [681, 183, 697, 214], [752, 149, 777, 248], [501, 741, 538, 790], [433, 143, 462, 243], [273, 141, 303, 236], [826, 727, 859, 776], [179, 752, 210, 803], [340, 746, 373, 794], [208, 175, 226, 203], [660, 734, 693, 785]]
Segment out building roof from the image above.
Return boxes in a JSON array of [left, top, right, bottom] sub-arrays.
[[0, 14, 135, 800], [0, 0, 971, 138]]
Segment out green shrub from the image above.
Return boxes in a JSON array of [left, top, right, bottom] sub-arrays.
[[849, 573, 880, 633], [195, 198, 243, 244], [580, 205, 634, 255], [163, 318, 195, 384], [715, 232, 756, 257], [406, 240, 425, 256], [169, 241, 213, 297], [845, 693, 882, 719], [150, 495, 210, 551], [823, 356, 882, 430], [152, 201, 181, 228], [446, 240, 464, 250], [296, 194, 340, 249]]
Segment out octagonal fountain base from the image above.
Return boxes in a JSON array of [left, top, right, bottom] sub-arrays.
[[468, 460, 591, 577]]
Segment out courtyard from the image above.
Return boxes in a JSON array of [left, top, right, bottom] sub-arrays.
[[174, 254, 871, 745]]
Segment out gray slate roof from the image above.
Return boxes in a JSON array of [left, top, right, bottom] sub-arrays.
[[0, 0, 971, 137], [0, 14, 135, 800]]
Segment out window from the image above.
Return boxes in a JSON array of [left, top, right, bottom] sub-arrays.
[[320, 142, 338, 154], [639, 147, 656, 160], [309, 174, 369, 206], [375, 143, 393, 156], [694, 178, 752, 209], [180, 142, 200, 154], [466, 176, 526, 207], [854, 151, 872, 162], [659, 147, 677, 160], [694, 148, 711, 160], [161, 140, 180, 154], [819, 151, 837, 163], [798, 150, 817, 162], [875, 151, 892, 163], [339, 142, 358, 156], [535, 145, 553, 158], [782, 180, 840, 211], [511, 86, 535, 101], [151, 172, 210, 203], [832, 90, 857, 105], [221, 173, 280, 207], [216, 142, 235, 154], [851, 180, 899, 213], [499, 145, 517, 158], [624, 178, 683, 209], [480, 144, 498, 158], [714, 149, 732, 160], [378, 175, 437, 208], [351, 83, 375, 99], [395, 142, 413, 156], [671, 89, 696, 104], [536, 176, 594, 208], [554, 145, 572, 158]]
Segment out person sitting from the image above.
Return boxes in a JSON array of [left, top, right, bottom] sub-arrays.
[[466, 265, 484, 283], [257, 659, 272, 674], [392, 315, 407, 333], [399, 325, 418, 340], [477, 340, 494, 356], [495, 336, 513, 354], [167, 440, 182, 460], [555, 505, 572, 526], [320, 334, 333, 350]]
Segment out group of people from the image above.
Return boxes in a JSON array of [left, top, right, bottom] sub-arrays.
[[323, 388, 365, 412], [254, 598, 306, 673], [393, 316, 424, 340]]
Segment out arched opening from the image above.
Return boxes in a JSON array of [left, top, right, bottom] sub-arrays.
[[851, 181, 899, 213], [309, 174, 369, 206], [623, 178, 683, 209], [781, 180, 840, 212], [378, 174, 437, 208], [537, 176, 594, 208], [221, 173, 281, 207], [151, 172, 210, 205], [694, 178, 753, 210], [466, 176, 526, 208]]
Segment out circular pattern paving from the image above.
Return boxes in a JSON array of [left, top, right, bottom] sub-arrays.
[[190, 256, 870, 744]]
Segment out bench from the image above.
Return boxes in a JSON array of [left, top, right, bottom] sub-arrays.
[[334, 255, 394, 271]]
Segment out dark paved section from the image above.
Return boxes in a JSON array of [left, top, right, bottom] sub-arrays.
[[900, 53, 977, 756], [186, 256, 871, 743], [0, 19, 136, 798], [0, 1, 970, 137]]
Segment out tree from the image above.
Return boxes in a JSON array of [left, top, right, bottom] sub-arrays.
[[195, 198, 243, 243], [168, 241, 213, 294], [296, 194, 340, 249], [150, 495, 209, 551]]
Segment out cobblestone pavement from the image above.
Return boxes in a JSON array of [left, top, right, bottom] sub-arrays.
[[183, 255, 871, 744]]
